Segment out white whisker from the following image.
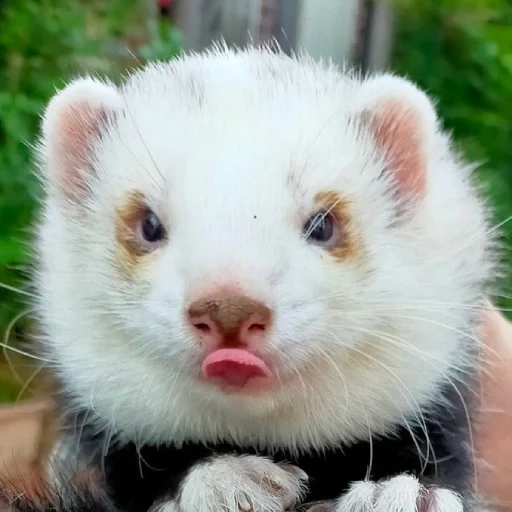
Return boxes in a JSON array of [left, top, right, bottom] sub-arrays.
[[319, 325, 434, 474], [16, 362, 46, 403], [0, 281, 33, 297], [3, 308, 33, 386]]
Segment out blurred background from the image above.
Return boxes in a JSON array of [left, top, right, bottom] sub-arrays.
[[0, 0, 510, 402]]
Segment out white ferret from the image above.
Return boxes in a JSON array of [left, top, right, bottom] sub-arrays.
[[5, 45, 498, 512]]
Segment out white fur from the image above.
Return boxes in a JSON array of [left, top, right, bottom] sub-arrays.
[[34, 46, 493, 458], [151, 455, 307, 512], [335, 474, 463, 512]]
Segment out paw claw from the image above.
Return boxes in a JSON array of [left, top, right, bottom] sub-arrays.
[[238, 493, 253, 512], [268, 476, 286, 493], [283, 465, 309, 482]]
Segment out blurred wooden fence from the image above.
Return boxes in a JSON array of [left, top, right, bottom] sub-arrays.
[[169, 0, 394, 71]]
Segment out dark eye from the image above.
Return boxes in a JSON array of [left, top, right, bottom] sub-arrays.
[[303, 211, 335, 244], [141, 208, 166, 243]]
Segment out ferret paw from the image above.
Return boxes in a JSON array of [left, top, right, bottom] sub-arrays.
[[170, 454, 308, 512], [334, 474, 463, 512]]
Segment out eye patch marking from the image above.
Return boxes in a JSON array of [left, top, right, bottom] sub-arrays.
[[311, 191, 360, 261], [115, 190, 166, 273]]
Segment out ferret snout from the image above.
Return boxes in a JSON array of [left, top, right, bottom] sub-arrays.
[[187, 294, 272, 350]]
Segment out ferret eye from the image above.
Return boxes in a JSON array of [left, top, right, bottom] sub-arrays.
[[303, 211, 335, 244], [141, 209, 166, 243]]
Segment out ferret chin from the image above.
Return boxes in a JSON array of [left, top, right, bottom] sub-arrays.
[[15, 43, 496, 512]]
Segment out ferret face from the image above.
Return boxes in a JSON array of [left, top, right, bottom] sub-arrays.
[[35, 47, 493, 450]]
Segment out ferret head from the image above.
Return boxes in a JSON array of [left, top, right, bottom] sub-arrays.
[[34, 47, 493, 452]]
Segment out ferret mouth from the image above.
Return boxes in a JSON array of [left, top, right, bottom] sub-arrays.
[[200, 348, 275, 394]]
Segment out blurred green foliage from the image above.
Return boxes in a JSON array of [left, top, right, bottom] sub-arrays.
[[391, 0, 512, 313], [0, 0, 181, 400]]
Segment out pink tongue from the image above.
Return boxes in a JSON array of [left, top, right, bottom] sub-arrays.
[[202, 349, 271, 387]]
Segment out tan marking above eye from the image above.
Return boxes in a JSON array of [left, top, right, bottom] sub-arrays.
[[313, 191, 360, 261]]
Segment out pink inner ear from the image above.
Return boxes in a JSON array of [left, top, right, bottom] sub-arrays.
[[367, 100, 426, 197], [54, 101, 113, 197]]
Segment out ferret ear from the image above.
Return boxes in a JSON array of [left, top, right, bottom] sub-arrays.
[[41, 77, 123, 200], [357, 75, 439, 198]]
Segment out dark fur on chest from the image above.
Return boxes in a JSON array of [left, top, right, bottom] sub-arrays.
[[69, 378, 474, 512]]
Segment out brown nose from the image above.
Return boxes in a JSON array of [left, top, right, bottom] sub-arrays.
[[187, 294, 272, 349]]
